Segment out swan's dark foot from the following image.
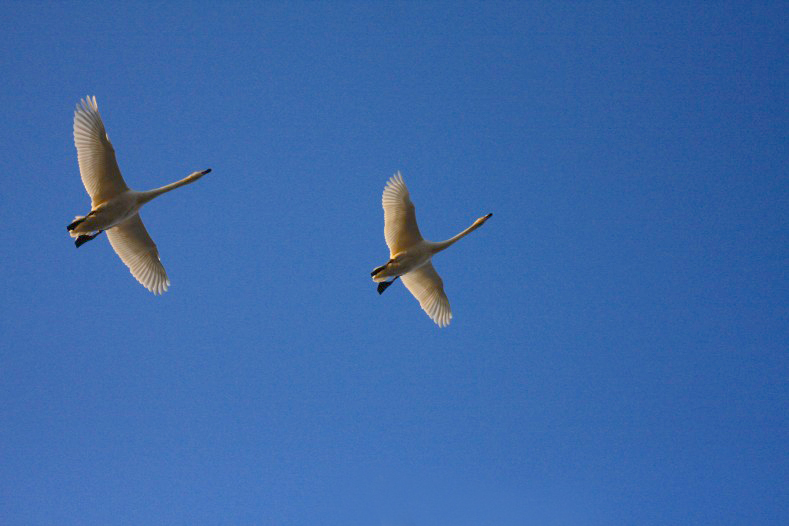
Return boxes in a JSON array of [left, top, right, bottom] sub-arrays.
[[67, 217, 85, 231], [377, 277, 398, 295], [74, 230, 103, 248], [67, 211, 96, 231], [371, 259, 392, 277]]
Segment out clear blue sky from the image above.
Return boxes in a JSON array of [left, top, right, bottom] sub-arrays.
[[0, 2, 787, 524]]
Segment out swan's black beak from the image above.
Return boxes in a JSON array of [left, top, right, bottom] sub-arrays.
[[201, 168, 212, 175], [484, 213, 493, 219]]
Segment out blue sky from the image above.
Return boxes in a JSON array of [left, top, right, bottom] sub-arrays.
[[0, 1, 787, 524]]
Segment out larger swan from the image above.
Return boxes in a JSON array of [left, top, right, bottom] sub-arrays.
[[371, 172, 492, 327], [67, 96, 211, 294]]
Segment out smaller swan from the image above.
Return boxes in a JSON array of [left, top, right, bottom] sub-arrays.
[[68, 96, 211, 294], [372, 172, 492, 327]]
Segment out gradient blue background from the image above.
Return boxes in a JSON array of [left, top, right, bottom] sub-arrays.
[[1, 2, 787, 524]]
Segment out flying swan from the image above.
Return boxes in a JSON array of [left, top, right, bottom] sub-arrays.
[[67, 96, 211, 294], [371, 172, 492, 327]]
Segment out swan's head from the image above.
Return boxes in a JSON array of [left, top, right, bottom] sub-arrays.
[[190, 168, 212, 179], [475, 212, 493, 226]]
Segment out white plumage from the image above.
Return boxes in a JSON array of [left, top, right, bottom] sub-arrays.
[[372, 172, 492, 327], [68, 96, 211, 294]]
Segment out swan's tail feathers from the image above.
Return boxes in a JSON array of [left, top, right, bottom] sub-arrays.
[[377, 277, 398, 295], [74, 230, 103, 248], [67, 215, 86, 231]]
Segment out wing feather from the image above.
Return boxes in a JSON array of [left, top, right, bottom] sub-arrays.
[[382, 172, 423, 256], [401, 262, 452, 327], [73, 96, 129, 206], [106, 214, 170, 295]]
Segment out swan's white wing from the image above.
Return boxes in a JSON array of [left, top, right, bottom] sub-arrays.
[[73, 96, 129, 206], [106, 214, 169, 295], [401, 262, 452, 327], [382, 172, 423, 256]]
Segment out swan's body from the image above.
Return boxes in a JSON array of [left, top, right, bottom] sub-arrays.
[[68, 96, 210, 294], [372, 172, 492, 327]]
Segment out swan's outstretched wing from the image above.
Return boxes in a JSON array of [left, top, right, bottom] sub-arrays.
[[401, 262, 452, 327], [382, 172, 423, 256], [106, 214, 169, 295], [73, 96, 129, 206]]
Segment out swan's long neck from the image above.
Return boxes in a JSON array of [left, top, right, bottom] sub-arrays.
[[138, 169, 211, 204], [429, 213, 492, 255]]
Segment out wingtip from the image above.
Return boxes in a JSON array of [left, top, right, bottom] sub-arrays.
[[435, 313, 452, 328], [389, 171, 404, 185], [76, 95, 98, 112], [148, 279, 170, 296]]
